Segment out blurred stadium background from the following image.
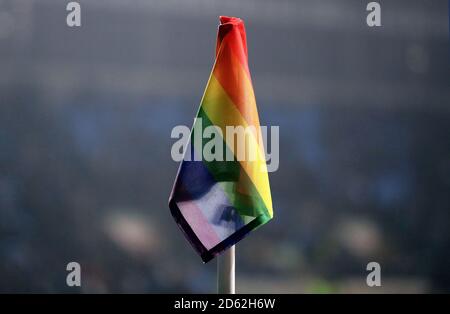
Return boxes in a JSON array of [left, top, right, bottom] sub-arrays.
[[1, 0, 449, 293]]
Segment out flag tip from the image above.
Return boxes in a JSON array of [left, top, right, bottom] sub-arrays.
[[219, 16, 243, 25]]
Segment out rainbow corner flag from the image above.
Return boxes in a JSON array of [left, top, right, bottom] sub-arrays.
[[169, 16, 273, 263]]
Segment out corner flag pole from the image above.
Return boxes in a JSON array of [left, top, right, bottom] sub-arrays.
[[217, 245, 235, 294]]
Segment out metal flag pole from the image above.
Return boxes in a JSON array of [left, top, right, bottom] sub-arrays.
[[217, 245, 235, 294]]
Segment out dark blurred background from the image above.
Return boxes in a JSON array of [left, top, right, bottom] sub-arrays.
[[1, 0, 450, 293]]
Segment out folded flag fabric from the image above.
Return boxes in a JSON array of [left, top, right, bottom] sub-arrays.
[[169, 16, 273, 263]]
